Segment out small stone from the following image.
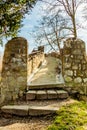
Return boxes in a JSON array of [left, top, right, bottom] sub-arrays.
[[74, 77, 82, 83], [83, 78, 87, 83], [36, 90, 47, 100], [65, 70, 73, 76], [64, 76, 73, 82], [64, 63, 71, 69], [72, 65, 78, 70], [56, 90, 68, 99], [26, 90, 36, 100], [47, 90, 57, 99]]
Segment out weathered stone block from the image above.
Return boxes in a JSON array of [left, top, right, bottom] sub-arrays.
[[64, 63, 71, 69], [1, 37, 28, 103], [56, 90, 68, 99], [73, 50, 81, 55], [29, 106, 56, 116], [74, 77, 82, 83], [64, 76, 73, 82], [72, 65, 78, 70], [65, 70, 73, 76], [26, 90, 36, 100], [36, 90, 47, 100], [47, 90, 57, 99], [1, 105, 29, 116], [83, 78, 87, 83]]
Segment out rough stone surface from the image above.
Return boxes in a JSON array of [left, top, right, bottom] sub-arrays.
[[26, 90, 68, 100], [27, 46, 44, 77], [56, 90, 69, 99], [63, 38, 87, 95], [36, 90, 47, 100], [1, 105, 29, 116], [65, 70, 73, 76], [83, 78, 87, 83], [74, 77, 82, 83], [64, 76, 73, 82], [47, 90, 57, 99], [29, 106, 57, 116], [26, 90, 36, 100], [0, 37, 28, 103]]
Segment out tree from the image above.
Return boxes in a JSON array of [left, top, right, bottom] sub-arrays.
[[0, 0, 36, 45], [56, 0, 86, 39], [39, 0, 87, 39], [32, 10, 68, 54], [32, 0, 87, 54]]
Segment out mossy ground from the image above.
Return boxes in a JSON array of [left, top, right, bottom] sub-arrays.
[[47, 101, 87, 130]]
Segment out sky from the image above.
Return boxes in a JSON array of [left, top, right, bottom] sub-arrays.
[[0, 1, 87, 55], [18, 1, 87, 54]]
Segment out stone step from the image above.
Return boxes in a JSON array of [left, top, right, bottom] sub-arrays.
[[1, 105, 58, 116], [1, 99, 77, 116], [28, 83, 65, 90], [26, 90, 69, 100]]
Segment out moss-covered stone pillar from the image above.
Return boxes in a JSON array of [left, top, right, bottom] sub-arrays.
[[0, 37, 28, 103], [63, 38, 87, 95]]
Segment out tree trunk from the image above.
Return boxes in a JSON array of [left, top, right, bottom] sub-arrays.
[[72, 15, 77, 39]]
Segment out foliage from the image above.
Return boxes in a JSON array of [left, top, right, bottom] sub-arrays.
[[47, 101, 87, 130], [32, 10, 68, 53], [0, 0, 36, 44], [32, 0, 87, 53]]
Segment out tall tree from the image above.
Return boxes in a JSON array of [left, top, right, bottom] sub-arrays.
[[56, 0, 85, 39], [40, 0, 87, 38], [0, 0, 36, 44], [32, 9, 69, 54]]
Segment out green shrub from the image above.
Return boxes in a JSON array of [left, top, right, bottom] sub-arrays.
[[47, 102, 87, 130]]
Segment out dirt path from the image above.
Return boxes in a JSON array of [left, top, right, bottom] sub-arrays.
[[0, 115, 53, 130], [0, 99, 76, 130]]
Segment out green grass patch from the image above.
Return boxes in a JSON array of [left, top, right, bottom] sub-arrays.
[[47, 101, 87, 130]]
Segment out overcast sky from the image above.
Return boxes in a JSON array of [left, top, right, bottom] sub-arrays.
[[0, 1, 87, 55]]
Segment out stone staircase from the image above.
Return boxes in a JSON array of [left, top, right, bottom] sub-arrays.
[[26, 81, 69, 100], [1, 56, 71, 116], [1, 84, 70, 116]]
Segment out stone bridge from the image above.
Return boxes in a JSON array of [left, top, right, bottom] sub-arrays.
[[0, 37, 87, 104]]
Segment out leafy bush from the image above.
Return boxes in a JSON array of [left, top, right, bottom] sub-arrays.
[[47, 102, 87, 130]]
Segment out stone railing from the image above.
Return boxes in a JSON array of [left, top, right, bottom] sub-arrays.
[[27, 47, 45, 77]]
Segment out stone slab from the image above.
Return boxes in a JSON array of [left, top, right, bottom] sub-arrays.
[[1, 105, 57, 116], [29, 106, 57, 116], [1, 105, 29, 116], [36, 90, 47, 99], [47, 90, 57, 99], [26, 90, 36, 100], [56, 90, 68, 99], [28, 83, 65, 90]]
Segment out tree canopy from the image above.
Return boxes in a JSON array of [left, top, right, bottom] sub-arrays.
[[0, 0, 36, 44], [32, 0, 87, 53]]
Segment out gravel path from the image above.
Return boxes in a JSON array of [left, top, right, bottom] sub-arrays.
[[0, 115, 53, 130]]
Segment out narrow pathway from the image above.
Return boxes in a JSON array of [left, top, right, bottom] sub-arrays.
[[28, 55, 64, 85]]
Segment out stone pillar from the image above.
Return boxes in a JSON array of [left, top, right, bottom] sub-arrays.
[[0, 37, 28, 103], [63, 38, 87, 95]]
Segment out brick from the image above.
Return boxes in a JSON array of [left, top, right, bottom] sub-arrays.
[[26, 90, 36, 100], [47, 90, 57, 99], [36, 90, 47, 100]]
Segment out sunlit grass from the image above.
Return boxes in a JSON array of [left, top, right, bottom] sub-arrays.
[[47, 101, 87, 130]]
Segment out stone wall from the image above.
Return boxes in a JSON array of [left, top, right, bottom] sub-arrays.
[[0, 37, 28, 103], [27, 46, 44, 77], [63, 38, 87, 95]]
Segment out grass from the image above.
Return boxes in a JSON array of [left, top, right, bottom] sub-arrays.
[[47, 101, 87, 130]]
